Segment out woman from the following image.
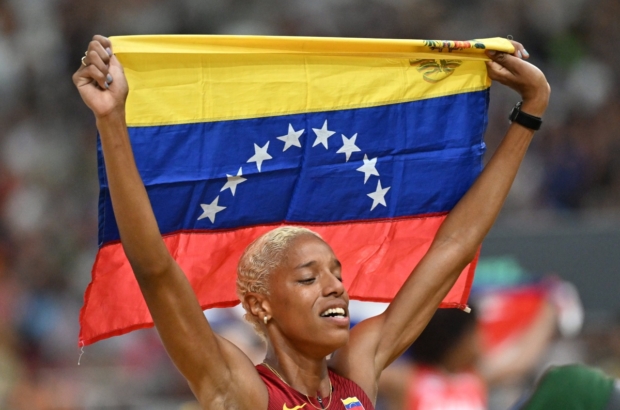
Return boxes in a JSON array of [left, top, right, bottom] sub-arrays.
[[73, 35, 549, 409]]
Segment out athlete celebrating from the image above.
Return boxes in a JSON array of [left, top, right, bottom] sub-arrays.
[[73, 35, 549, 410]]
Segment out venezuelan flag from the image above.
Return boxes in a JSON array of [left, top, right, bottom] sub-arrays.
[[79, 36, 515, 346], [342, 397, 365, 409]]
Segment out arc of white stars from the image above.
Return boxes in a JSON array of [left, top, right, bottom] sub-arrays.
[[312, 120, 336, 149], [277, 124, 304, 151], [356, 154, 379, 183], [220, 167, 247, 196], [336, 133, 361, 162], [247, 141, 272, 172], [367, 180, 391, 211], [198, 196, 226, 223]]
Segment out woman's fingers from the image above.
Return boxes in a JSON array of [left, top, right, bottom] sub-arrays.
[[73, 35, 129, 118], [485, 49, 550, 114], [93, 34, 112, 54], [87, 64, 109, 89], [88, 39, 111, 65], [84, 50, 110, 89], [108, 54, 124, 73], [92, 35, 113, 55], [77, 36, 114, 90], [486, 50, 546, 86], [508, 40, 529, 60], [485, 51, 519, 82], [73, 62, 106, 90]]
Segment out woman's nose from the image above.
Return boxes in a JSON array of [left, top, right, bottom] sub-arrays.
[[322, 272, 345, 296]]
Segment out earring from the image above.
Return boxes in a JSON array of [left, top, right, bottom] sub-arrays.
[[263, 316, 269, 325]]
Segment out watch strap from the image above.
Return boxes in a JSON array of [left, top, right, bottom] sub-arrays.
[[509, 101, 543, 131]]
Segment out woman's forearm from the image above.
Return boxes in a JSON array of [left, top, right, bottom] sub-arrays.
[[97, 111, 173, 276], [431, 64, 550, 267], [431, 119, 535, 264], [367, 51, 550, 372]]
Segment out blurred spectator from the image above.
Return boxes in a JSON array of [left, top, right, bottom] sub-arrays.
[[509, 364, 620, 410], [378, 302, 556, 410]]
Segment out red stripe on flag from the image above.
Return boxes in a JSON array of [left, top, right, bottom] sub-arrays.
[[79, 216, 477, 346]]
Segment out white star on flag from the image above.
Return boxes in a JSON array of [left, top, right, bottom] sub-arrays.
[[247, 141, 272, 172], [198, 196, 226, 223], [312, 120, 336, 149], [367, 180, 391, 211], [356, 154, 379, 183], [337, 133, 361, 162], [277, 124, 305, 151], [220, 167, 247, 196]]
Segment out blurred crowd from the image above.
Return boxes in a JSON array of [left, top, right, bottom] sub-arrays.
[[0, 0, 619, 408]]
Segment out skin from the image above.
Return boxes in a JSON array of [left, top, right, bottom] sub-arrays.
[[73, 35, 550, 409]]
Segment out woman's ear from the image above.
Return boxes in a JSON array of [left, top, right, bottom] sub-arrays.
[[245, 293, 271, 321]]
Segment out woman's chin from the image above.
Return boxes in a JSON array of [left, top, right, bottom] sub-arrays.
[[315, 327, 350, 353]]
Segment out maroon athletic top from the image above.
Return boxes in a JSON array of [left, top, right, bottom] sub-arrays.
[[257, 364, 375, 410]]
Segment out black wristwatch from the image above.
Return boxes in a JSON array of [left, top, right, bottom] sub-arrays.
[[508, 101, 543, 131]]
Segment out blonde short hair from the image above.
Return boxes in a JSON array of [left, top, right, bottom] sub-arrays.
[[236, 226, 322, 338]]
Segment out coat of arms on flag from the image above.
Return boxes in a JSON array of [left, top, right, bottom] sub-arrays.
[[79, 35, 515, 346]]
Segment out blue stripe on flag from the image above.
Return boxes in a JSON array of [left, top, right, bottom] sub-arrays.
[[98, 90, 488, 245]]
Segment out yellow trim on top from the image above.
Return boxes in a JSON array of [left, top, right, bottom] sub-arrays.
[[111, 35, 514, 57], [110, 36, 510, 127]]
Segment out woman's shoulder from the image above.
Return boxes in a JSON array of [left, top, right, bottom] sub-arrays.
[[256, 364, 306, 410], [328, 368, 376, 410]]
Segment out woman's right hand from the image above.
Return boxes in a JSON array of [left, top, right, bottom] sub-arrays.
[[72, 35, 128, 120]]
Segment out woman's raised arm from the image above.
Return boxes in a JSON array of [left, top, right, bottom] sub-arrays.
[[73, 36, 267, 409], [330, 44, 551, 400]]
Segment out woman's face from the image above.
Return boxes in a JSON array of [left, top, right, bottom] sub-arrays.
[[266, 234, 350, 357]]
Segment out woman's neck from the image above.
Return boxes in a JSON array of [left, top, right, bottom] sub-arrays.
[[264, 342, 331, 398]]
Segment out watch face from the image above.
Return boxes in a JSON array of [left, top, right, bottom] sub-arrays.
[[509, 106, 519, 122], [508, 102, 542, 130]]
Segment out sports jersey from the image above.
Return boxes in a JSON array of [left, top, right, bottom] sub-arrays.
[[406, 365, 487, 410], [257, 364, 375, 410]]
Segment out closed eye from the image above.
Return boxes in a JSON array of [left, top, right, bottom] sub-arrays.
[[298, 278, 316, 284]]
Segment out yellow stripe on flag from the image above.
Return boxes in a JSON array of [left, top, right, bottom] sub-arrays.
[[110, 35, 514, 127]]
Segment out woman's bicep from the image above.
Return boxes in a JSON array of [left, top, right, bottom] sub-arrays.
[[329, 315, 386, 402], [373, 245, 466, 364], [335, 244, 464, 384], [137, 261, 268, 408]]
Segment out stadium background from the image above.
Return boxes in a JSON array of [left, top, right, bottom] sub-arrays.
[[0, 0, 619, 408]]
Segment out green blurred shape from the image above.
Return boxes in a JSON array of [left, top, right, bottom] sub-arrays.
[[518, 364, 617, 410], [548, 32, 585, 68], [474, 256, 527, 287]]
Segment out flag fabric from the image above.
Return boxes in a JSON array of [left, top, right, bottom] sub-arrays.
[[472, 257, 581, 351], [476, 286, 549, 352], [79, 35, 515, 346]]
